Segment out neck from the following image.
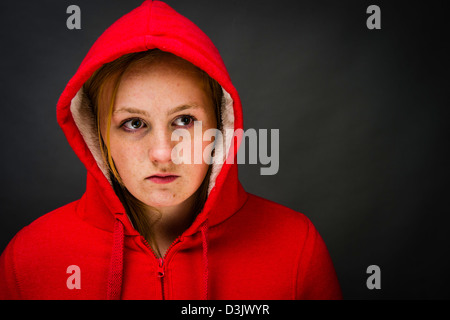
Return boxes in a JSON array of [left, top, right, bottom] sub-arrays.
[[145, 190, 198, 258]]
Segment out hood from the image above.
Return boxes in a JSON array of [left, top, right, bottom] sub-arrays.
[[56, 0, 247, 299]]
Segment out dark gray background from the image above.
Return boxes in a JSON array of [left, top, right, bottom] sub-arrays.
[[0, 0, 448, 299]]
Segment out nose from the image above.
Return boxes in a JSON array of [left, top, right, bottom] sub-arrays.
[[148, 128, 174, 164]]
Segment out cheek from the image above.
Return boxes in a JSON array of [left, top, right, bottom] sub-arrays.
[[109, 137, 146, 180], [181, 133, 212, 184], [191, 139, 213, 184], [190, 121, 218, 164], [181, 163, 210, 192]]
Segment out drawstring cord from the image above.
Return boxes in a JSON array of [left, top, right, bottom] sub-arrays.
[[106, 217, 210, 300], [106, 218, 124, 300], [200, 219, 209, 300]]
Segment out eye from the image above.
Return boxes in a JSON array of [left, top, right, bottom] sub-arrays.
[[173, 115, 195, 127], [122, 118, 146, 132]]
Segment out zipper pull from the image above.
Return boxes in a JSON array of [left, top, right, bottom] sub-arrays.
[[157, 258, 165, 278]]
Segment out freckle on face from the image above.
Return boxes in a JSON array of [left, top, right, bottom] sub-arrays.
[[102, 54, 218, 209]]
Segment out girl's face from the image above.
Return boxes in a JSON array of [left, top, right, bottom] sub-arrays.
[[100, 57, 217, 209]]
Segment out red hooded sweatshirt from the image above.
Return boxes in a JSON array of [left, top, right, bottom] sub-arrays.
[[0, 0, 342, 300]]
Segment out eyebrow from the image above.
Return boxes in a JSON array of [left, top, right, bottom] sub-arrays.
[[113, 104, 199, 117], [167, 104, 199, 115], [113, 107, 150, 117]]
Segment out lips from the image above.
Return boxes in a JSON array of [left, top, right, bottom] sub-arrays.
[[146, 174, 179, 184]]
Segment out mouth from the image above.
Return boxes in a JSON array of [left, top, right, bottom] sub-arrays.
[[146, 174, 179, 184]]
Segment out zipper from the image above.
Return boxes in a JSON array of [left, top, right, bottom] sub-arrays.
[[140, 235, 182, 300], [157, 258, 165, 300]]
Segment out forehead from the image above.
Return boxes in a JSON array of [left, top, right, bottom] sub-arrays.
[[122, 53, 205, 84], [117, 59, 208, 106], [99, 54, 211, 112]]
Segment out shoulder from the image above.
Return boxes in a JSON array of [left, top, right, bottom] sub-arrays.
[[243, 192, 314, 229], [12, 200, 81, 245], [240, 193, 342, 299], [1, 199, 97, 269], [0, 200, 112, 299], [0, 200, 82, 298], [232, 192, 317, 246]]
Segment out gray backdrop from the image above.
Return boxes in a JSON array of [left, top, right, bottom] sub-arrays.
[[0, 0, 448, 299]]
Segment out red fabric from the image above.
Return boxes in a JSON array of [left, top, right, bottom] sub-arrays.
[[200, 220, 209, 300], [0, 0, 342, 300], [106, 219, 124, 300]]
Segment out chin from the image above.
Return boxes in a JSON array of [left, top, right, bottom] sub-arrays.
[[143, 192, 184, 208]]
